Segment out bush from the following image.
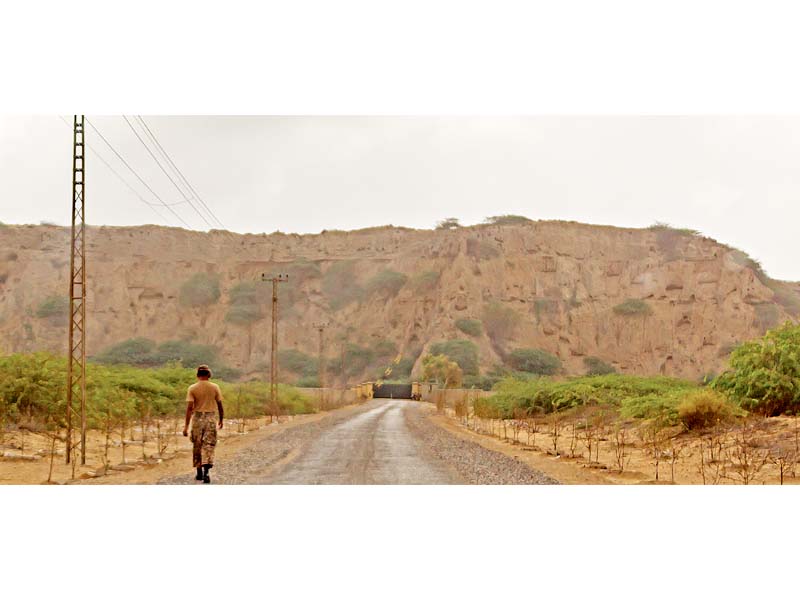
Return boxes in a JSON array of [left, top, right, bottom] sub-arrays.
[[410, 271, 440, 293], [677, 389, 740, 430], [619, 393, 681, 423], [365, 270, 408, 298], [584, 356, 616, 376], [429, 339, 479, 376], [36, 295, 69, 324], [152, 340, 220, 369], [482, 301, 521, 346], [225, 282, 266, 325], [343, 343, 376, 376], [277, 349, 318, 377], [372, 339, 398, 359], [95, 338, 158, 366], [506, 348, 561, 375], [323, 261, 364, 310], [390, 356, 415, 379], [483, 215, 533, 226], [179, 273, 220, 308], [436, 217, 461, 229], [713, 322, 800, 415], [613, 299, 652, 317], [482, 374, 698, 418], [455, 318, 482, 337], [296, 375, 320, 388], [730, 249, 770, 285], [94, 338, 227, 374]]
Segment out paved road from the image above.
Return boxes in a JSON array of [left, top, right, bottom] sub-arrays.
[[259, 400, 461, 484], [160, 399, 557, 485]]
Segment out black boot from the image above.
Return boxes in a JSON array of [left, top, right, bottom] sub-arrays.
[[203, 464, 212, 484], [195, 467, 203, 481]]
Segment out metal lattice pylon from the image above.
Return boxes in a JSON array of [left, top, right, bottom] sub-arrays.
[[66, 115, 87, 466]]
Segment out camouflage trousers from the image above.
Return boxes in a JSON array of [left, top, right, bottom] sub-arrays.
[[191, 412, 218, 467]]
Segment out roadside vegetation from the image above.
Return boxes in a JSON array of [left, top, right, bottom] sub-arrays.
[[434, 322, 800, 484]]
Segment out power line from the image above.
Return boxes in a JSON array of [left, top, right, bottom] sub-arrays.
[[122, 115, 214, 229], [135, 116, 226, 229], [57, 116, 178, 223], [85, 118, 193, 228]]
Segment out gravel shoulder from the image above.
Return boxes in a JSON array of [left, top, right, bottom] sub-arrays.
[[405, 403, 559, 485]]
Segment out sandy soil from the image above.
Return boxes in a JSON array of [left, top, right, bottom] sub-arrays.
[[0, 414, 327, 485], [433, 409, 800, 485]]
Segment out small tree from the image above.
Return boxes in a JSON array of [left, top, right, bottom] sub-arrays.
[[421, 354, 463, 389], [436, 217, 461, 230], [179, 273, 221, 308], [506, 348, 561, 375]]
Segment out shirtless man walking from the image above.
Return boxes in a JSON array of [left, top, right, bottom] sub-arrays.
[[183, 364, 224, 484]]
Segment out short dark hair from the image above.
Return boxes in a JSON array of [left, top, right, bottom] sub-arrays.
[[196, 364, 212, 378]]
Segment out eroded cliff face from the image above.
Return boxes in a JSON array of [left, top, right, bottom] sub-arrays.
[[1, 221, 797, 381]]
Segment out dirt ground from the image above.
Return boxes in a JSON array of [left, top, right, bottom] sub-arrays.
[[0, 413, 327, 485], [434, 409, 800, 485]]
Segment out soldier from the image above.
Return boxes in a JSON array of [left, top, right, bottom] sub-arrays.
[[183, 364, 224, 484]]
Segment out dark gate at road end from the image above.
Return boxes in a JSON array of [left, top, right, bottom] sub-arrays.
[[373, 383, 412, 399]]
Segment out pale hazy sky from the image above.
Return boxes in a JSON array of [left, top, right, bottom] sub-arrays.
[[1, 116, 798, 280]]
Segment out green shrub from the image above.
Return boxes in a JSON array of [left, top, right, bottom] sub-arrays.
[[225, 282, 266, 325], [395, 356, 416, 376], [481, 374, 698, 418], [343, 343, 376, 376], [677, 389, 741, 430], [296, 375, 320, 388], [483, 215, 533, 226], [410, 271, 440, 293], [179, 273, 221, 307], [95, 338, 158, 366], [482, 301, 521, 346], [323, 261, 364, 310], [288, 259, 322, 282], [455, 318, 482, 337], [94, 338, 225, 374], [277, 349, 318, 377], [436, 218, 461, 229], [365, 270, 408, 298], [152, 340, 219, 369], [713, 322, 800, 415], [613, 299, 652, 317], [506, 348, 561, 375], [429, 339, 479, 376], [584, 356, 616, 376], [619, 393, 680, 423], [730, 249, 770, 285], [372, 339, 398, 358], [35, 295, 69, 323]]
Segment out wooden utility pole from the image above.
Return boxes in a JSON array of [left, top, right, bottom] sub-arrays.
[[313, 322, 327, 406], [313, 323, 327, 386], [66, 115, 87, 466], [262, 273, 288, 412]]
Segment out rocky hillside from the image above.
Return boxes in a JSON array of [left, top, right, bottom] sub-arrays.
[[1, 220, 798, 383]]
